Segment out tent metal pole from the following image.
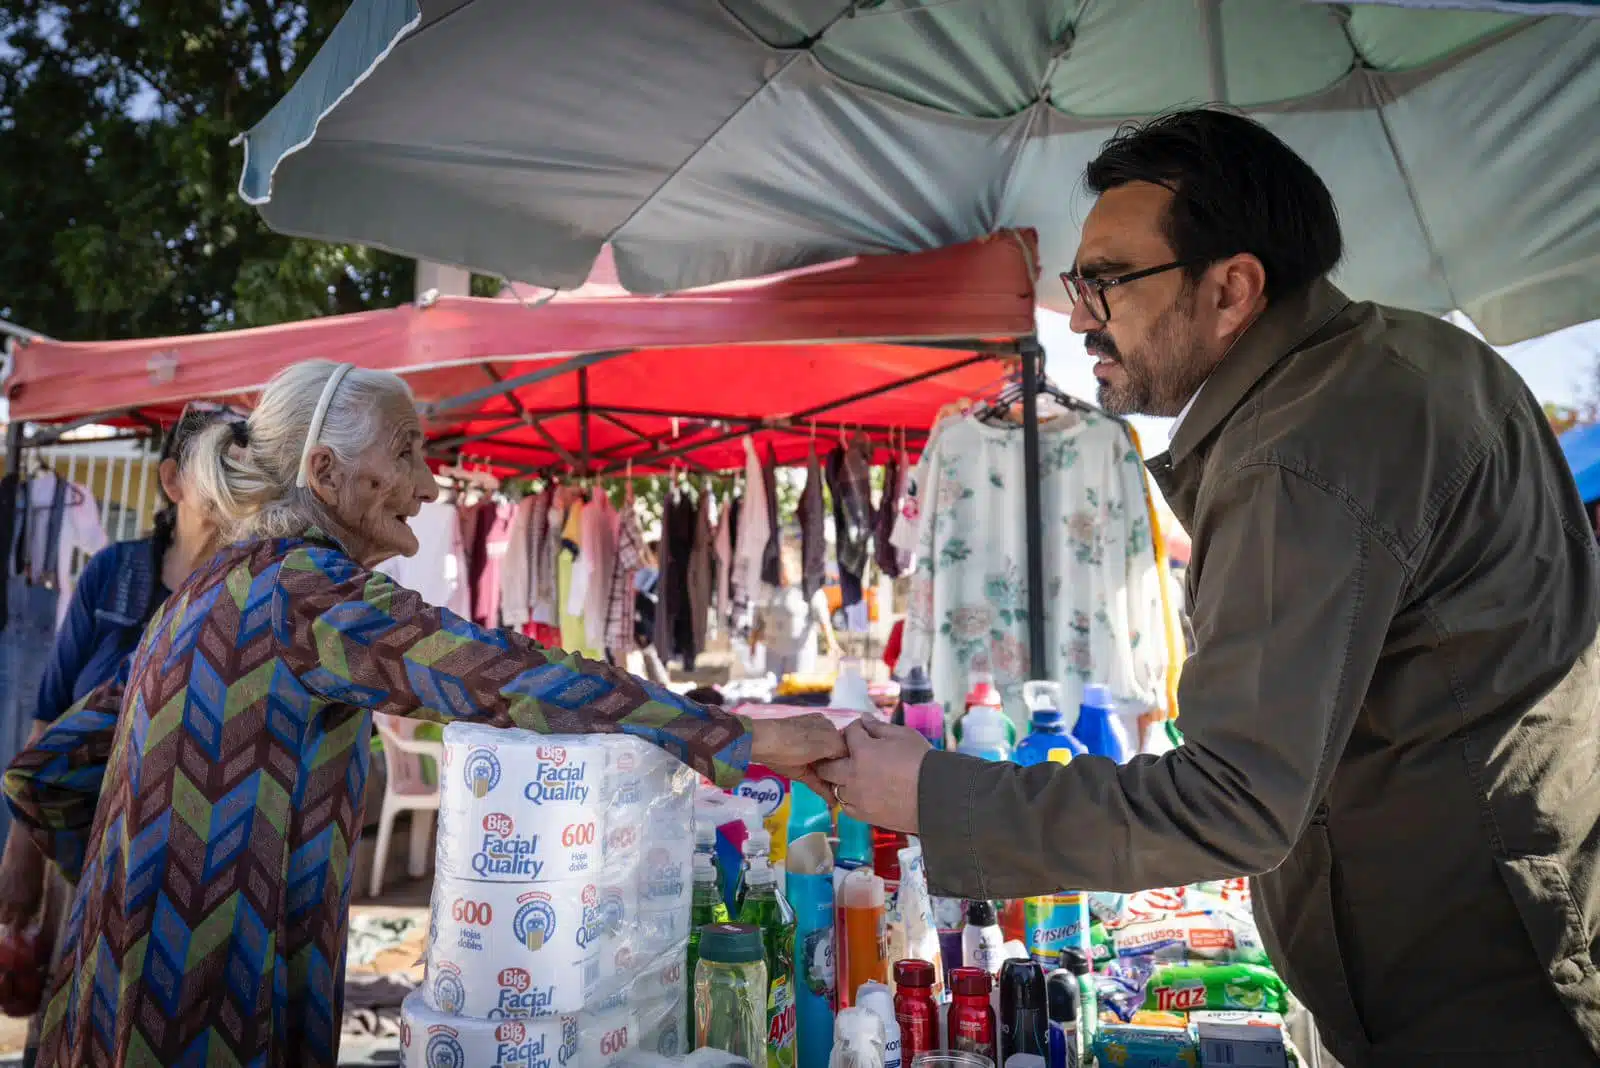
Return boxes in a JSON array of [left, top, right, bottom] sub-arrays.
[[419, 349, 630, 417], [578, 368, 591, 477], [1020, 336, 1047, 675]]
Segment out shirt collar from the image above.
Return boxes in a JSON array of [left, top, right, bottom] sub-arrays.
[[1169, 384, 1204, 442], [1166, 278, 1352, 465]]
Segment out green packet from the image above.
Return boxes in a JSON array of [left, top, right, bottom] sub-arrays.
[[1141, 962, 1288, 1014], [1090, 921, 1114, 965]]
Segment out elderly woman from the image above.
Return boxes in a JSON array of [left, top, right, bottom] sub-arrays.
[[4, 361, 843, 1068]]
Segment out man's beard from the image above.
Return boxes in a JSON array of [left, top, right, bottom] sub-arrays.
[[1090, 298, 1206, 418]]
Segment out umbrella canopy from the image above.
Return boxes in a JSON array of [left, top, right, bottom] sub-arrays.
[[4, 232, 1034, 473], [1560, 422, 1600, 503], [240, 1, 1599, 346]]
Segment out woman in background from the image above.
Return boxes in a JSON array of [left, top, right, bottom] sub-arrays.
[[0, 403, 239, 1067]]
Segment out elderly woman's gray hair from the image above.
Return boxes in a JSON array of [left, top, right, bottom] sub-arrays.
[[188, 360, 417, 542]]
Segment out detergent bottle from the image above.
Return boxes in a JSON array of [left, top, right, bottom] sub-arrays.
[[1015, 682, 1084, 767], [1071, 684, 1127, 763], [957, 701, 1014, 763]]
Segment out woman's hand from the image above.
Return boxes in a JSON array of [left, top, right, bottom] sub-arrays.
[[749, 714, 847, 797], [0, 832, 45, 929]]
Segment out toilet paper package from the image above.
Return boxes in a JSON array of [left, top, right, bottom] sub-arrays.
[[427, 876, 612, 1016], [402, 991, 646, 1068], [425, 728, 697, 1035], [438, 725, 615, 882]]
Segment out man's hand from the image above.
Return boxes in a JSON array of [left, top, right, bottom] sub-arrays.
[[749, 714, 848, 798], [815, 715, 931, 833]]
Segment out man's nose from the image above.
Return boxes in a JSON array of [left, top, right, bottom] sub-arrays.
[[1067, 296, 1101, 334]]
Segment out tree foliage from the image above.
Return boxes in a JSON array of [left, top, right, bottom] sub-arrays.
[[0, 2, 492, 341]]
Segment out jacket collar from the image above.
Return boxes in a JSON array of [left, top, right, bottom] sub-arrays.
[[1164, 277, 1352, 467]]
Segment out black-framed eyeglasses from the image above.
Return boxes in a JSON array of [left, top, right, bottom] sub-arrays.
[[1059, 260, 1198, 324]]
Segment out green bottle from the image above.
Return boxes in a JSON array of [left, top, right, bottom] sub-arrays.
[[737, 828, 798, 1068], [688, 851, 732, 1050]]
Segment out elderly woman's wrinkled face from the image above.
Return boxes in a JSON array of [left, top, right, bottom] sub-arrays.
[[310, 400, 439, 565]]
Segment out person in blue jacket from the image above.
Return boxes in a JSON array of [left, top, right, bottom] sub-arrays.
[[0, 402, 237, 1066]]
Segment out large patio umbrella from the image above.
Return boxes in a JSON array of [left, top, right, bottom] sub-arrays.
[[240, 1, 1599, 345]]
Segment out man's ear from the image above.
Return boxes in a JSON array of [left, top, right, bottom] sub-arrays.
[[1205, 252, 1268, 339]]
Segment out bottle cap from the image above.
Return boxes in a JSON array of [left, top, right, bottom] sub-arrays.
[[1029, 708, 1065, 730], [695, 821, 717, 848], [1081, 683, 1114, 709], [949, 967, 992, 998], [965, 899, 998, 927], [857, 983, 896, 1029], [746, 828, 771, 855], [1045, 969, 1080, 1021], [900, 665, 935, 704], [1000, 959, 1045, 1007], [1056, 947, 1090, 975], [697, 923, 764, 964], [966, 677, 1003, 709], [893, 959, 937, 989], [834, 1006, 886, 1045], [693, 853, 718, 880]]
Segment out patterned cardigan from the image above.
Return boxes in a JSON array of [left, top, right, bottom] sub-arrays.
[[3, 530, 750, 1068]]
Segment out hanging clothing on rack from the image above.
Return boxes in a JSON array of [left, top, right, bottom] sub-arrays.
[[654, 486, 700, 668], [875, 450, 910, 579], [711, 494, 733, 639], [558, 497, 602, 658], [826, 432, 874, 618], [533, 486, 562, 627], [901, 409, 1169, 727], [607, 503, 648, 662], [797, 448, 826, 599], [580, 493, 618, 651], [500, 493, 537, 629], [687, 489, 715, 657], [730, 439, 769, 637], [760, 443, 781, 588], [890, 413, 964, 570], [475, 499, 514, 628]]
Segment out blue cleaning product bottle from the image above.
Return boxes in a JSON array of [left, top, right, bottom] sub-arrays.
[[836, 808, 875, 870], [1072, 683, 1126, 763], [1015, 681, 1086, 767]]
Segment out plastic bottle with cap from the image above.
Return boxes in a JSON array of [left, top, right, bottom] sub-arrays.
[[897, 666, 946, 749], [1016, 682, 1085, 767], [830, 1006, 888, 1068], [856, 983, 902, 1068], [962, 900, 1006, 977], [738, 829, 798, 1068], [1071, 684, 1126, 763], [956, 702, 1014, 763], [696, 923, 770, 1060]]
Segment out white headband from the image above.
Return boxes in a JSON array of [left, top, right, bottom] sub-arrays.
[[296, 363, 355, 488]]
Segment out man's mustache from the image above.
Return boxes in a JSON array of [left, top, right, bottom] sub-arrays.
[[1085, 331, 1119, 361]]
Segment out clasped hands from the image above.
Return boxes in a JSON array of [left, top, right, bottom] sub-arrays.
[[750, 712, 931, 834]]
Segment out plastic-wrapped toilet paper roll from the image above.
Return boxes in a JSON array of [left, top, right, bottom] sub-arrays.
[[607, 738, 695, 809], [637, 840, 693, 912], [635, 905, 692, 960], [438, 727, 613, 882], [577, 1006, 642, 1068], [636, 993, 690, 1058], [426, 878, 606, 1016], [401, 989, 579, 1067], [595, 944, 687, 1011]]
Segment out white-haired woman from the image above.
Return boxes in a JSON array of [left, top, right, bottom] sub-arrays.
[[3, 361, 844, 1068]]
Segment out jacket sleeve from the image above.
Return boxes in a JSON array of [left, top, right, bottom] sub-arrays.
[[917, 462, 1409, 897], [34, 546, 113, 724], [273, 544, 752, 787], [3, 668, 124, 883]]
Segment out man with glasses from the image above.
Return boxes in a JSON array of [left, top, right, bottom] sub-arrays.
[[819, 109, 1600, 1063]]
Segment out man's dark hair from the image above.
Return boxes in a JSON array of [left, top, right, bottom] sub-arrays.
[[1084, 108, 1342, 302]]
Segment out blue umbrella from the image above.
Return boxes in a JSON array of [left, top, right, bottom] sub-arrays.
[[1559, 422, 1600, 503]]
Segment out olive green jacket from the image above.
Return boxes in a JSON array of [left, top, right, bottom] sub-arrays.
[[918, 280, 1600, 1066]]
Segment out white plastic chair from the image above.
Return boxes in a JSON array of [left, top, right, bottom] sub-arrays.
[[368, 714, 443, 898]]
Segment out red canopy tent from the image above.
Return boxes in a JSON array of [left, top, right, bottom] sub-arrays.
[[5, 232, 1042, 475]]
